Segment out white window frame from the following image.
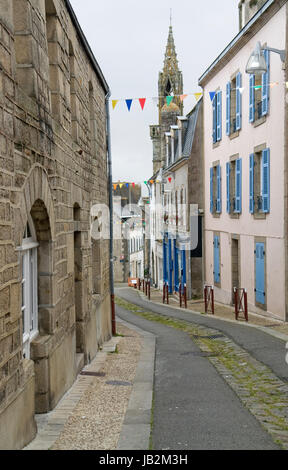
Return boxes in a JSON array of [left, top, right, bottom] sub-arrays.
[[20, 221, 39, 359]]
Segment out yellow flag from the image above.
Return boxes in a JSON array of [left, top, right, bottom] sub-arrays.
[[180, 94, 188, 101], [194, 93, 202, 101], [112, 100, 119, 110], [119, 183, 123, 189]]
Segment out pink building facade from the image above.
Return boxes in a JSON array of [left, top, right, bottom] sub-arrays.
[[199, 0, 288, 321]]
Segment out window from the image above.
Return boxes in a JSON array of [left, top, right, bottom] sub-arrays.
[[212, 91, 222, 143], [21, 223, 39, 359], [226, 73, 242, 135], [210, 164, 221, 214], [249, 49, 270, 123], [249, 148, 270, 214], [226, 158, 242, 214]]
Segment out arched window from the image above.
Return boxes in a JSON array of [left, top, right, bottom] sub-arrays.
[[21, 218, 39, 359]]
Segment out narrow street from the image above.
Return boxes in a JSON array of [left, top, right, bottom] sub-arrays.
[[115, 287, 288, 450]]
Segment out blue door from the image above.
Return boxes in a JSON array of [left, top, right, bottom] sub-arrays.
[[174, 241, 179, 292], [255, 243, 265, 304], [214, 236, 220, 284], [168, 239, 173, 294], [181, 250, 186, 286], [163, 236, 168, 284]]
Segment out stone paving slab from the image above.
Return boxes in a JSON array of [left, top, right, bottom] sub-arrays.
[[24, 336, 120, 450]]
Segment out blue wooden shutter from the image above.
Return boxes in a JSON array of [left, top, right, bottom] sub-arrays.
[[212, 96, 217, 143], [235, 158, 242, 213], [163, 237, 168, 284], [168, 238, 173, 293], [226, 162, 231, 213], [255, 243, 265, 304], [262, 49, 270, 116], [249, 154, 254, 214], [174, 241, 179, 292], [226, 82, 231, 135], [216, 165, 221, 213], [216, 91, 222, 141], [249, 74, 255, 123], [262, 148, 270, 213], [213, 236, 220, 284], [236, 72, 242, 130], [210, 167, 214, 213]]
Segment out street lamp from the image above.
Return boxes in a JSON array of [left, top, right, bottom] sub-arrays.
[[245, 41, 286, 75]]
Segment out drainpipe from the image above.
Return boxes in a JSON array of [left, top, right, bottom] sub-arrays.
[[105, 90, 116, 335]]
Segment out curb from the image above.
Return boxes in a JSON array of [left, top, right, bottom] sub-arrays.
[[135, 289, 288, 343], [116, 316, 156, 451]]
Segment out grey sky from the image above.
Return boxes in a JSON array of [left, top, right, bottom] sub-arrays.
[[70, 0, 238, 189]]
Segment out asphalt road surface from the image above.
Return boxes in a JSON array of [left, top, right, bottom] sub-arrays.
[[115, 287, 283, 450]]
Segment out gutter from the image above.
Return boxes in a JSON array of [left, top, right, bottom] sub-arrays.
[[198, 0, 276, 85], [65, 0, 109, 93]]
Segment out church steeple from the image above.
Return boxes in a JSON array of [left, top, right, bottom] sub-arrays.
[[158, 24, 183, 119]]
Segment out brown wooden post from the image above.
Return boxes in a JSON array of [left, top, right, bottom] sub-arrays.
[[244, 289, 248, 322], [211, 287, 215, 315]]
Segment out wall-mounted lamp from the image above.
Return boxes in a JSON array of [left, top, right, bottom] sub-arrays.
[[245, 41, 286, 75]]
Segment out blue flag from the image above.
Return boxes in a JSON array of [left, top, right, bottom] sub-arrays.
[[209, 92, 216, 102], [126, 99, 133, 111]]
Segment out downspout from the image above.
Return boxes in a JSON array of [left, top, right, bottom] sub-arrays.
[[105, 91, 116, 335]]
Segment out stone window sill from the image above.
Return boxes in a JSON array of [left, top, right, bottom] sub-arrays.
[[253, 115, 266, 128], [253, 212, 267, 220], [213, 141, 221, 149], [229, 130, 240, 140]]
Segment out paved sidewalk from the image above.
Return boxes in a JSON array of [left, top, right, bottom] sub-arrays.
[[25, 318, 155, 450]]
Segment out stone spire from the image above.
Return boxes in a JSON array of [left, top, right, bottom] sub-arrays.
[[158, 24, 183, 119]]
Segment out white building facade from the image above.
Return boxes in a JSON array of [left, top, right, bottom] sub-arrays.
[[199, 0, 288, 321]]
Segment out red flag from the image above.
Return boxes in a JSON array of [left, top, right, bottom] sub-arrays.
[[168, 177, 172, 183], [139, 98, 146, 110]]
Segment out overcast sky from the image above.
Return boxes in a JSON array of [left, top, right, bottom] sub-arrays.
[[70, 0, 239, 191]]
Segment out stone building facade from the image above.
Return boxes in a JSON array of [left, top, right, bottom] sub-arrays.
[[0, 0, 111, 449]]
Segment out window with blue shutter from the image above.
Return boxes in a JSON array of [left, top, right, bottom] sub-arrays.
[[236, 73, 242, 130], [255, 243, 265, 305], [226, 82, 231, 136], [262, 49, 270, 116], [235, 158, 242, 213], [249, 154, 254, 214], [249, 74, 255, 123], [181, 250, 186, 285], [213, 236, 220, 284], [210, 167, 214, 213], [212, 96, 217, 143], [216, 91, 222, 141], [163, 236, 168, 284], [262, 148, 270, 213], [216, 165, 221, 213], [226, 162, 231, 213], [168, 238, 173, 293]]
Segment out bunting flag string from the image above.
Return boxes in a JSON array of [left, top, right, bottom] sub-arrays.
[[112, 179, 169, 189]]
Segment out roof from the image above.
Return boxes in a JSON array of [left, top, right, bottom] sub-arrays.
[[182, 98, 202, 158], [65, 0, 109, 94], [198, 0, 285, 86]]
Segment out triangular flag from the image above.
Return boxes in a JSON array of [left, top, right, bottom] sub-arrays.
[[112, 100, 119, 110], [126, 99, 133, 111], [119, 183, 123, 189], [194, 93, 202, 101], [209, 92, 216, 102], [239, 87, 244, 94], [126, 183, 129, 188], [144, 181, 147, 185], [139, 98, 146, 110], [180, 94, 188, 101], [168, 177, 172, 183], [254, 85, 262, 90], [150, 180, 154, 184], [132, 182, 135, 188], [166, 96, 173, 107], [113, 184, 118, 190]]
